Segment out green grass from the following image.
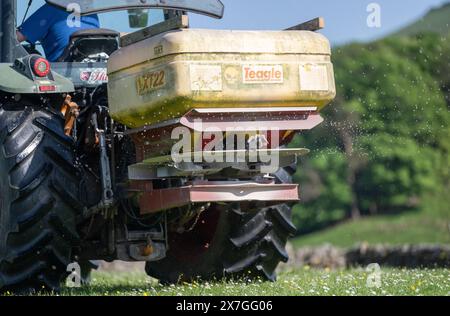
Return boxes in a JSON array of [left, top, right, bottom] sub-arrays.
[[293, 210, 450, 248], [35, 269, 448, 296]]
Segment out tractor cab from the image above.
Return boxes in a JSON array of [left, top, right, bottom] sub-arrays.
[[11, 0, 222, 63], [3, 0, 224, 89], [12, 1, 154, 63]]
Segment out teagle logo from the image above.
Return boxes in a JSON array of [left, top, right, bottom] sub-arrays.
[[243, 65, 284, 84]]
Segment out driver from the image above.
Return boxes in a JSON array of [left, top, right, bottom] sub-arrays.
[[16, 3, 100, 62]]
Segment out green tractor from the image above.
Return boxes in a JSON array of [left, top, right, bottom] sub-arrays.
[[0, 0, 335, 293]]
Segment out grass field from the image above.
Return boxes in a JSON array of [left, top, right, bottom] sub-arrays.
[[293, 210, 450, 248], [51, 268, 450, 296]]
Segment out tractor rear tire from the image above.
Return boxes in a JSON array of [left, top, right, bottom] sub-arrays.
[[145, 167, 297, 283], [0, 103, 82, 293]]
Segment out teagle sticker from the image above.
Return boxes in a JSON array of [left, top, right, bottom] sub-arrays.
[[243, 65, 284, 84]]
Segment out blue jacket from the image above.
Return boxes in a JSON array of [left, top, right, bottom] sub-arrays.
[[19, 4, 100, 61]]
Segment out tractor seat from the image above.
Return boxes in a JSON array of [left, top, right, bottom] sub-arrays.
[[70, 28, 120, 41], [58, 28, 120, 62]]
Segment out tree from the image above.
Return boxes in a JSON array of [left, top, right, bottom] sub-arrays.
[[291, 32, 450, 233]]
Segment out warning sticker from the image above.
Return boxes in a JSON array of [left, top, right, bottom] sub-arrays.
[[190, 65, 223, 91], [299, 63, 329, 91]]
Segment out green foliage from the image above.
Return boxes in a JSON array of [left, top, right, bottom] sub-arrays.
[[292, 24, 450, 233], [293, 151, 351, 233], [355, 135, 441, 211], [333, 39, 448, 146]]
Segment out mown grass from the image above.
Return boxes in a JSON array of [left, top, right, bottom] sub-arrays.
[[293, 210, 450, 248], [50, 268, 450, 296]]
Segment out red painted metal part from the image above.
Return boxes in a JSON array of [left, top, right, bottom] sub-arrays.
[[127, 107, 323, 162], [131, 180, 300, 214], [126, 107, 317, 213]]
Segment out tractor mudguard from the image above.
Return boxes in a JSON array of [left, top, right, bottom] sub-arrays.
[[0, 63, 74, 94]]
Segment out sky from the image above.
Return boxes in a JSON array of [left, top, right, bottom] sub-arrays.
[[188, 0, 449, 44], [18, 0, 449, 45]]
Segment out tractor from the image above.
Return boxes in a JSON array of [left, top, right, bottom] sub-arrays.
[[0, 0, 336, 292]]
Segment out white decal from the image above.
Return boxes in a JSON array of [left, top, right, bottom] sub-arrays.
[[190, 65, 223, 91], [299, 63, 329, 91]]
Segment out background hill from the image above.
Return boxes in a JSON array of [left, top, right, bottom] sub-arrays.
[[292, 3, 450, 246], [394, 2, 450, 37]]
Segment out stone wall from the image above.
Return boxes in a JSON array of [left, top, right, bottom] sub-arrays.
[[96, 244, 450, 273], [280, 243, 450, 270]]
